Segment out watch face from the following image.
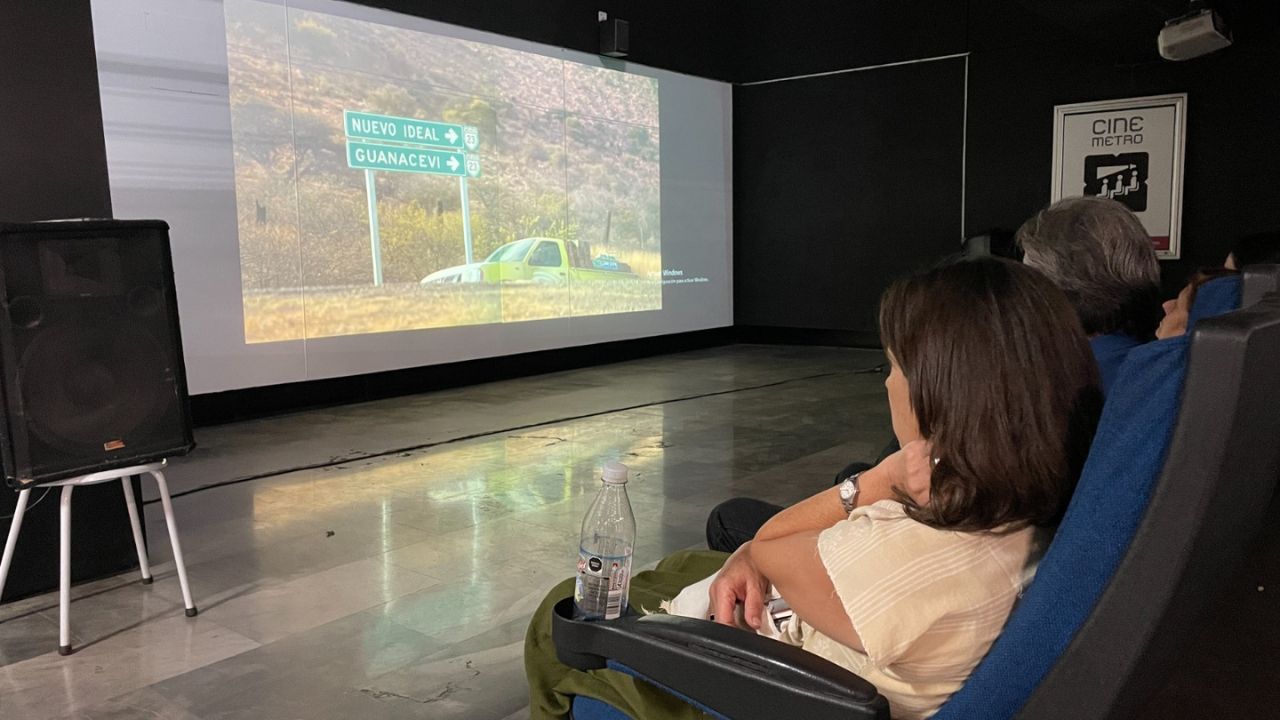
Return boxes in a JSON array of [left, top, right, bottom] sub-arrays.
[[839, 475, 860, 513]]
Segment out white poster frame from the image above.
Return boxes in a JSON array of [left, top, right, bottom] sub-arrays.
[[1051, 93, 1187, 260]]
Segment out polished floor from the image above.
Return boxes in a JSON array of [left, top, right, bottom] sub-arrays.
[[0, 344, 893, 719]]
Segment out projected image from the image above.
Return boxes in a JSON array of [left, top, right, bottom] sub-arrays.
[[225, 0, 661, 343]]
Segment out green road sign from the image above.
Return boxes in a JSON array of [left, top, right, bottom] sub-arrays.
[[346, 140, 481, 177], [346, 111, 483, 285], [344, 110, 479, 151]]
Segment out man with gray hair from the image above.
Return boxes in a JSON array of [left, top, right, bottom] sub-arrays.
[[1016, 196, 1161, 394]]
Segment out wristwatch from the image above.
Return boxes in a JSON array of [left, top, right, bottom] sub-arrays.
[[838, 472, 862, 514]]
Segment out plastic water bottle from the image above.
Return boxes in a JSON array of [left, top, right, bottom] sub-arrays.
[[574, 462, 636, 620]]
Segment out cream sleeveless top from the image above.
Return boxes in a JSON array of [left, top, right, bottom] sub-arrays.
[[781, 500, 1046, 719]]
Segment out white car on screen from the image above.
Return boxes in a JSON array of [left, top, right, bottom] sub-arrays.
[[420, 237, 638, 286], [420, 264, 484, 284]]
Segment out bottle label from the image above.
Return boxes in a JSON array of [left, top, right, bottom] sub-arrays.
[[574, 547, 632, 620]]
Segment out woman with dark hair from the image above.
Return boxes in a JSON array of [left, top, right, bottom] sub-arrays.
[[524, 257, 1103, 720]]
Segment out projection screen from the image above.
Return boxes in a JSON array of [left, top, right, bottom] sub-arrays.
[[90, 0, 732, 393]]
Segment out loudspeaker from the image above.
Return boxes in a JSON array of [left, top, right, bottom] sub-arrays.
[[600, 17, 629, 58], [0, 219, 194, 488]]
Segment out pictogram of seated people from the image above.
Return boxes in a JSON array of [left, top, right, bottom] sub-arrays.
[[1098, 168, 1142, 200]]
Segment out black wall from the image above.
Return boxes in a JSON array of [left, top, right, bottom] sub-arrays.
[[733, 0, 1280, 333], [964, 0, 1280, 293], [734, 58, 966, 342], [355, 1, 739, 81], [732, 0, 965, 82], [0, 0, 112, 221], [0, 0, 145, 602], [965, 42, 1280, 295]]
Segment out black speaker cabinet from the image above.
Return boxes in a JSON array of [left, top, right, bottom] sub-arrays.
[[0, 219, 194, 488]]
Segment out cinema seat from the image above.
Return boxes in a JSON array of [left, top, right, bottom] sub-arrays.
[[552, 273, 1280, 720]]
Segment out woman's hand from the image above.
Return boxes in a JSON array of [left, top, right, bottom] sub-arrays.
[[709, 542, 769, 630], [751, 531, 865, 652], [897, 439, 935, 506], [860, 440, 934, 508]]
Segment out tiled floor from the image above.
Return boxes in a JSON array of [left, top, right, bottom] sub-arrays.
[[0, 344, 891, 719]]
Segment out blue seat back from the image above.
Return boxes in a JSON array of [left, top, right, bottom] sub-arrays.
[[934, 276, 1242, 720]]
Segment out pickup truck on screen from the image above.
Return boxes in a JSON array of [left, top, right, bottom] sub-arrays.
[[420, 237, 637, 285]]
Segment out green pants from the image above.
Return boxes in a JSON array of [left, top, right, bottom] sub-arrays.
[[524, 549, 730, 720]]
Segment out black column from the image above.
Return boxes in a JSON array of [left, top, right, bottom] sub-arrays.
[[0, 0, 145, 602]]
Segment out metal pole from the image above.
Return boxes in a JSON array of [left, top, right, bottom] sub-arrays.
[[0, 489, 31, 601], [460, 175, 473, 264], [366, 169, 383, 286], [59, 485, 73, 655]]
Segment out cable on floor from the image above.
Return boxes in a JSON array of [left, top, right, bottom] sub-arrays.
[[146, 368, 861, 505]]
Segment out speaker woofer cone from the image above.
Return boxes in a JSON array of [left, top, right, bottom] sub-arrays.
[[20, 321, 169, 452]]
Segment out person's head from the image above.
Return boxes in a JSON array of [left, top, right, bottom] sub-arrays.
[[1015, 196, 1161, 339], [1225, 231, 1280, 270], [1155, 268, 1239, 340], [879, 256, 1103, 532]]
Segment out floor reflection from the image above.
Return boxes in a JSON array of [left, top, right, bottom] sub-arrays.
[[0, 344, 888, 720]]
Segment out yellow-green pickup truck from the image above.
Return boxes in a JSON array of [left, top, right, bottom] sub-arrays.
[[420, 237, 637, 285]]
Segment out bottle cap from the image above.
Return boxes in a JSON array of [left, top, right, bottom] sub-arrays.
[[602, 461, 629, 484]]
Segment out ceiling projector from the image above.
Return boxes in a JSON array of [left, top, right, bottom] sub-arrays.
[[1158, 6, 1233, 61]]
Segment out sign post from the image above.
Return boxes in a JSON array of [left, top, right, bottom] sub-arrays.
[[343, 110, 481, 283], [460, 129, 481, 264], [365, 169, 383, 286], [459, 177, 473, 264]]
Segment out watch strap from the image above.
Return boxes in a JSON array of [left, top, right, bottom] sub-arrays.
[[839, 471, 862, 514]]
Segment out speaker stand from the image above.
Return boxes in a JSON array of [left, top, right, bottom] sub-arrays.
[[0, 459, 196, 656]]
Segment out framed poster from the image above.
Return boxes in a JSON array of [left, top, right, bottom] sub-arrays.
[[1052, 93, 1187, 260]]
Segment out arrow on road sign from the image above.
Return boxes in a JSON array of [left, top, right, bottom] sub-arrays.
[[346, 140, 469, 176], [344, 110, 477, 151]]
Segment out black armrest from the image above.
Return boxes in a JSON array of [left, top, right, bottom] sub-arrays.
[[551, 597, 890, 720]]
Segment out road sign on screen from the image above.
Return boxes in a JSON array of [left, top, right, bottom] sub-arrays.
[[346, 140, 471, 176], [344, 110, 479, 150]]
